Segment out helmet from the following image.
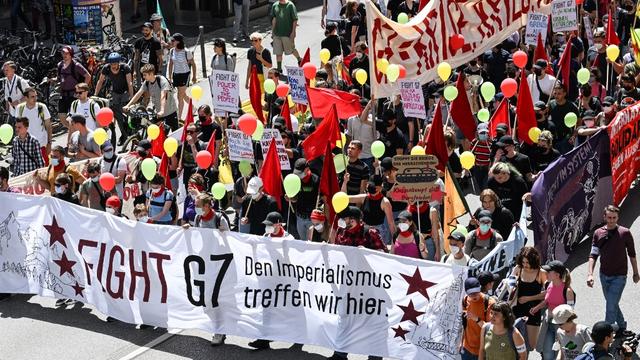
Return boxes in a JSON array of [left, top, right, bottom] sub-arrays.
[[106, 52, 121, 64]]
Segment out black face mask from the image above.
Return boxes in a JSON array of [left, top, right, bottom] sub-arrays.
[[198, 115, 208, 122], [536, 113, 544, 120], [367, 184, 377, 194], [469, 60, 478, 67]]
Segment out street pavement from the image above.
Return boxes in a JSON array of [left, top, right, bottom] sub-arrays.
[[2, 1, 640, 359]]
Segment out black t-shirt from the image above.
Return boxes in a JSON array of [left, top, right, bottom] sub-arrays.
[[242, 194, 278, 235], [615, 86, 640, 103], [386, 0, 402, 21], [321, 35, 344, 60], [345, 15, 361, 44], [548, 99, 579, 141], [101, 63, 131, 94], [487, 175, 528, 218], [134, 37, 162, 71], [449, 151, 462, 175], [198, 122, 223, 143], [247, 47, 272, 74], [500, 152, 532, 177], [530, 147, 561, 173], [397, 1, 419, 17], [381, 127, 407, 159], [296, 174, 320, 217], [343, 159, 369, 195]]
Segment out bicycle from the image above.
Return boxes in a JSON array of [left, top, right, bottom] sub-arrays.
[[121, 105, 158, 152]]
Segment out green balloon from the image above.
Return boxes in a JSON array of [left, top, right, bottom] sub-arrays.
[[252, 121, 264, 141], [371, 140, 386, 159], [0, 124, 13, 144], [397, 12, 409, 24], [239, 160, 253, 177], [477, 108, 490, 123], [480, 82, 496, 102], [577, 68, 590, 85], [141, 158, 157, 181], [564, 112, 578, 128], [264, 79, 276, 94], [444, 85, 458, 102], [283, 174, 302, 197], [211, 182, 227, 200], [334, 154, 348, 173], [454, 224, 468, 237]]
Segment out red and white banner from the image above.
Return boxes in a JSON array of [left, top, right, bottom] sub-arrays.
[[366, 0, 551, 97], [608, 101, 640, 205], [0, 193, 466, 359]]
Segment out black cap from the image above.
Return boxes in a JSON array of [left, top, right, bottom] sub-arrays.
[[496, 123, 508, 132], [368, 174, 383, 186], [170, 33, 184, 42], [396, 210, 412, 221], [448, 231, 466, 242], [338, 206, 362, 220], [262, 211, 283, 226], [494, 92, 504, 101], [602, 96, 615, 106], [533, 59, 548, 69], [380, 157, 394, 171], [542, 260, 566, 274], [477, 271, 500, 286], [137, 139, 152, 151], [293, 158, 309, 177], [583, 110, 596, 120], [326, 21, 338, 32], [477, 210, 492, 221], [100, 141, 114, 151], [464, 277, 482, 295], [497, 135, 515, 147], [534, 101, 547, 111]]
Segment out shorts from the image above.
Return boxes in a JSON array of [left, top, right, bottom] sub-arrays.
[[58, 94, 74, 114], [272, 36, 295, 56], [172, 72, 190, 87]]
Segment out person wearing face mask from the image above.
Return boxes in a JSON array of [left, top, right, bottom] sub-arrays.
[[527, 60, 556, 103], [176, 124, 207, 187], [615, 74, 640, 104], [406, 179, 444, 261], [146, 173, 175, 225], [241, 176, 278, 236], [389, 210, 426, 259], [496, 135, 533, 184], [99, 142, 127, 198], [52, 173, 79, 205], [79, 162, 107, 211], [331, 206, 387, 251], [105, 196, 124, 217], [579, 84, 602, 117], [532, 101, 556, 136], [262, 211, 294, 239], [468, 189, 514, 239], [478, 271, 499, 296], [549, 83, 579, 154], [576, 111, 607, 146], [511, 246, 547, 350], [588, 67, 607, 102], [133, 204, 150, 223], [348, 42, 369, 81], [380, 157, 407, 218], [442, 231, 470, 265], [183, 193, 230, 231], [464, 210, 503, 261], [125, 139, 155, 205], [530, 131, 561, 177], [34, 145, 85, 193], [470, 124, 491, 191], [196, 105, 223, 145], [378, 108, 407, 158], [347, 175, 396, 245], [181, 173, 205, 226], [600, 96, 617, 125], [290, 159, 320, 240], [307, 209, 330, 242], [461, 277, 496, 360], [488, 162, 528, 218]]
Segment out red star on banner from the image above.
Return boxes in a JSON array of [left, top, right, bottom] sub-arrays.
[[392, 325, 410, 340], [401, 267, 437, 299], [44, 216, 67, 248], [430, 188, 445, 203], [72, 282, 85, 297], [53, 252, 76, 277], [398, 300, 425, 325]]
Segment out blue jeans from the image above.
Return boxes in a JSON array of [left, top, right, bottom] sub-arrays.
[[461, 348, 478, 360], [542, 322, 558, 360], [601, 274, 627, 329], [296, 215, 312, 241], [239, 222, 251, 234]]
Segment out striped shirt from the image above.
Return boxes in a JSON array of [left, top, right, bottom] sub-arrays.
[[471, 139, 491, 167], [170, 48, 193, 74], [12, 134, 45, 176]]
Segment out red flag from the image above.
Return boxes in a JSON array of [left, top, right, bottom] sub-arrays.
[[306, 86, 362, 119], [533, 33, 555, 76], [319, 142, 340, 223], [205, 129, 217, 167], [158, 152, 172, 191], [488, 98, 511, 139], [302, 104, 341, 160], [180, 99, 194, 143], [249, 65, 266, 123], [151, 124, 166, 158], [449, 73, 477, 140], [280, 100, 293, 131], [424, 99, 449, 172], [557, 35, 573, 90], [606, 9, 620, 46], [516, 71, 537, 145], [300, 48, 310, 66], [259, 139, 283, 210]]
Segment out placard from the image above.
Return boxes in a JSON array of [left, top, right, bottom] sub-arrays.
[[260, 128, 291, 170], [551, 0, 578, 32], [389, 155, 441, 202], [398, 80, 427, 119], [584, 16, 594, 48], [210, 70, 240, 114], [285, 66, 308, 105], [525, 13, 549, 46], [225, 129, 254, 163]]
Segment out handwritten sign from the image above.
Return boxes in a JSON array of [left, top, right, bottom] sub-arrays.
[[551, 0, 578, 32], [398, 80, 427, 119], [525, 13, 549, 46], [260, 129, 291, 170], [226, 129, 254, 163], [285, 66, 308, 105], [389, 155, 440, 202], [210, 70, 240, 114]]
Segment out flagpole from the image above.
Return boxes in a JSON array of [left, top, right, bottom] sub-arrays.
[[416, 201, 422, 235]]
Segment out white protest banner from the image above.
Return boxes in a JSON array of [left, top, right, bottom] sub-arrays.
[[551, 0, 578, 32], [525, 13, 549, 46], [260, 128, 291, 170], [584, 16, 594, 48], [398, 80, 427, 119], [0, 193, 466, 359], [226, 129, 254, 163], [285, 66, 308, 105], [210, 70, 240, 114]]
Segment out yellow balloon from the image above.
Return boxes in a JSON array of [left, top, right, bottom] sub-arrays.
[[320, 48, 331, 64], [528, 127, 542, 143], [410, 145, 425, 155], [376, 58, 389, 75], [147, 124, 160, 140], [93, 128, 107, 146], [387, 64, 400, 82], [164, 137, 178, 157], [606, 45, 620, 62], [355, 69, 368, 85], [437, 62, 452, 82], [190, 85, 203, 101], [335, 133, 347, 148], [459, 151, 476, 170], [332, 192, 349, 213]]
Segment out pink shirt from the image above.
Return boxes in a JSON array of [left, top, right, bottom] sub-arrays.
[[393, 240, 421, 259], [545, 282, 566, 312]]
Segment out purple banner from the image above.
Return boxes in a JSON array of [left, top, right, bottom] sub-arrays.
[[531, 130, 613, 263]]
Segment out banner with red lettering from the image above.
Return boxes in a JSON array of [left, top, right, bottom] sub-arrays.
[[607, 101, 640, 205], [0, 193, 466, 359], [366, 0, 551, 97]]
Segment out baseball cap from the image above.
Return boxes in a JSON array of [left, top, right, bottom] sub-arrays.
[[396, 210, 412, 221], [602, 96, 615, 106], [477, 271, 499, 287], [552, 304, 577, 325], [542, 260, 566, 274], [262, 211, 283, 226], [582, 110, 596, 120], [136, 139, 152, 151], [534, 101, 547, 111], [100, 141, 114, 152], [380, 157, 394, 171], [170, 33, 184, 43], [533, 59, 548, 69], [494, 92, 504, 101], [477, 210, 492, 222], [448, 231, 466, 242], [338, 206, 362, 220], [368, 174, 383, 186], [496, 123, 509, 132], [149, 13, 163, 21], [105, 196, 121, 209], [464, 277, 482, 295], [142, 22, 153, 29], [293, 158, 309, 177], [497, 135, 515, 147], [246, 176, 263, 195]]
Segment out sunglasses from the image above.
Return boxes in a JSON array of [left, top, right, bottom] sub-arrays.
[[251, 39, 259, 42], [75, 91, 87, 95]]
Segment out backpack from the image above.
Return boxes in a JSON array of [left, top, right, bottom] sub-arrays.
[[360, 225, 388, 252], [197, 211, 230, 229], [17, 103, 46, 130], [469, 230, 497, 254], [574, 345, 596, 360], [70, 98, 98, 122], [462, 294, 490, 328]]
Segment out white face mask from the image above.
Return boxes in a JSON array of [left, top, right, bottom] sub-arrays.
[[54, 185, 65, 194], [51, 158, 60, 166], [195, 207, 204, 216], [106, 207, 115, 215], [355, 52, 363, 59], [104, 151, 114, 159], [265, 225, 275, 234], [429, 201, 439, 208], [138, 216, 149, 223], [313, 223, 324, 232], [337, 218, 347, 229], [251, 193, 261, 200], [91, 176, 99, 182], [450, 245, 460, 255], [398, 223, 410, 232], [594, 43, 603, 50]]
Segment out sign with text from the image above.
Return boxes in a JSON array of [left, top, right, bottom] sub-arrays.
[[260, 129, 291, 170], [525, 13, 549, 46], [390, 155, 440, 202], [584, 16, 594, 47], [285, 66, 308, 105], [210, 70, 240, 114], [0, 193, 466, 359], [608, 101, 640, 205], [226, 129, 254, 163], [398, 80, 427, 119], [551, 0, 578, 32]]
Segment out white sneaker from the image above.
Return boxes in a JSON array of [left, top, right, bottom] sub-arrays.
[[211, 334, 226, 346]]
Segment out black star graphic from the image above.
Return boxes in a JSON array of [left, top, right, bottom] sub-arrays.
[[53, 252, 76, 277], [401, 267, 437, 299], [72, 282, 85, 297], [392, 325, 410, 340], [398, 300, 425, 325], [44, 216, 67, 248]]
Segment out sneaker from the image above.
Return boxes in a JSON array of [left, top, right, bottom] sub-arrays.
[[232, 37, 238, 43], [139, 324, 153, 330], [55, 298, 67, 307], [211, 334, 226, 346], [248, 339, 271, 350], [65, 299, 76, 306]]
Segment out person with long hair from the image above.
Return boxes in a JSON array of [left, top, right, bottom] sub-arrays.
[[488, 162, 528, 218], [511, 247, 547, 350], [167, 33, 196, 120], [469, 189, 515, 239], [210, 38, 236, 72], [479, 302, 527, 360], [390, 210, 427, 259]]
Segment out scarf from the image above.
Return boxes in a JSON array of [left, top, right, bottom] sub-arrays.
[[301, 170, 312, 183], [398, 229, 413, 238], [346, 222, 362, 234], [272, 226, 285, 237], [152, 186, 165, 198], [476, 228, 493, 241], [53, 160, 66, 173], [407, 201, 429, 214], [367, 192, 384, 200], [200, 208, 214, 221]]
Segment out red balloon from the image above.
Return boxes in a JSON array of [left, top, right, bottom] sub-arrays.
[[195, 150, 213, 169], [99, 173, 115, 191], [513, 50, 528, 69], [238, 114, 258, 136], [96, 108, 114, 127], [576, 0, 584, 4], [450, 34, 465, 51], [276, 83, 290, 97], [302, 63, 317, 80], [398, 65, 407, 79], [501, 78, 518, 98]]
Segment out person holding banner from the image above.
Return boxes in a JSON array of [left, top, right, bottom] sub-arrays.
[[35, 145, 85, 193], [79, 162, 107, 211], [307, 209, 330, 243], [183, 193, 229, 231], [464, 210, 503, 261], [241, 177, 278, 236], [442, 231, 470, 266], [52, 173, 79, 205], [462, 277, 496, 360], [146, 173, 175, 225], [332, 206, 387, 252]]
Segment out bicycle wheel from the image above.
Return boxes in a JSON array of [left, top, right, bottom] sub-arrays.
[[121, 134, 141, 153]]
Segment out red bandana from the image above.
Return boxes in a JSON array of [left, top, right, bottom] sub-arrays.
[[200, 208, 214, 221], [399, 229, 413, 238], [368, 192, 384, 200], [152, 186, 165, 198], [53, 160, 66, 172]]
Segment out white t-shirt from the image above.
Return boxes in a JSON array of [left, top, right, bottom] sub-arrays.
[[70, 99, 100, 130], [18, 103, 51, 147], [555, 324, 591, 360], [4, 75, 30, 116], [443, 252, 470, 266], [528, 73, 556, 103], [325, 0, 343, 21], [100, 155, 128, 197]]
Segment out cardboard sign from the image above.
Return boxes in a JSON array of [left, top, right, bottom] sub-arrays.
[[398, 80, 427, 119], [525, 13, 549, 46], [260, 128, 291, 170], [551, 0, 578, 32], [210, 70, 240, 114], [389, 155, 441, 202], [226, 129, 254, 163], [285, 66, 308, 105]]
